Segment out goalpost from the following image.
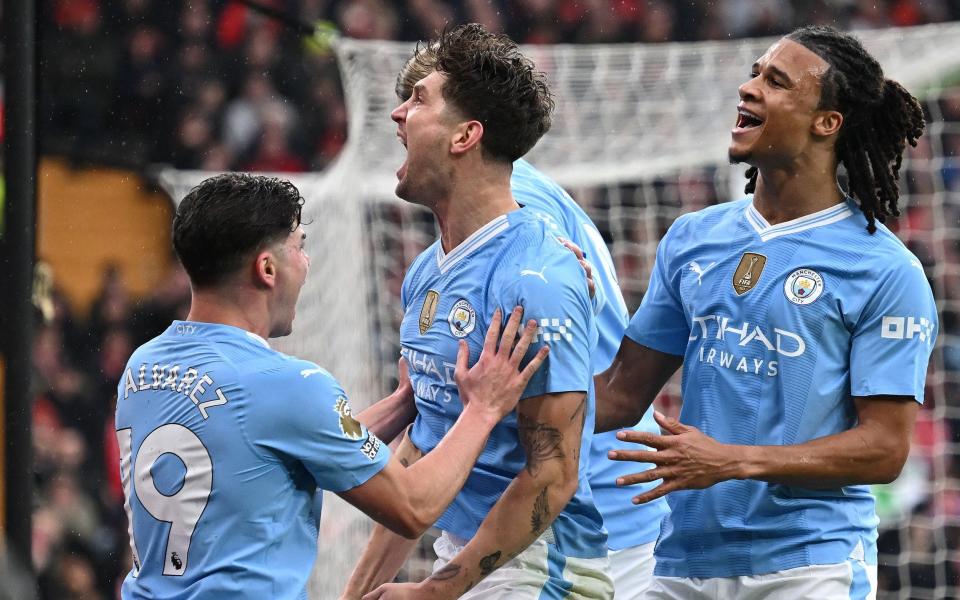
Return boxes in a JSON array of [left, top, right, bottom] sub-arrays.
[[158, 23, 960, 599]]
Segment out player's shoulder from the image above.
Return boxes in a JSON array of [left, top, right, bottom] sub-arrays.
[[843, 206, 927, 278], [495, 211, 589, 294], [243, 353, 343, 400]]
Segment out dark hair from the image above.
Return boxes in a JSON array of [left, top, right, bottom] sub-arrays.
[[173, 173, 304, 287], [396, 41, 437, 102], [418, 23, 555, 163], [744, 25, 925, 233]]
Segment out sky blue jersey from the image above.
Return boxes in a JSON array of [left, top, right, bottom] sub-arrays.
[[512, 159, 669, 550], [115, 321, 390, 599], [401, 208, 606, 559], [626, 198, 938, 578]]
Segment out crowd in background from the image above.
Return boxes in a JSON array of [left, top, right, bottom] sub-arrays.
[[9, 0, 960, 598]]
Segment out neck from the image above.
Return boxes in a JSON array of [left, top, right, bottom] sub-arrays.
[[435, 163, 518, 252], [752, 158, 844, 226], [186, 285, 271, 339]]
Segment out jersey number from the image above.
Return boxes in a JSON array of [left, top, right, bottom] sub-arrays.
[[116, 424, 213, 577]]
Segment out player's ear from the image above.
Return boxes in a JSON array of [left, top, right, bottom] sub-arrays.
[[811, 109, 843, 138], [254, 250, 277, 289], [450, 120, 484, 156]]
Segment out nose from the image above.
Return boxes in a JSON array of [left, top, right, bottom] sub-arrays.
[[738, 76, 760, 102], [391, 99, 407, 124]]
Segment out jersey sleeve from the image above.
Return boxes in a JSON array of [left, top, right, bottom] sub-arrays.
[[624, 219, 689, 355], [850, 258, 938, 402], [494, 242, 596, 399], [251, 364, 391, 492]]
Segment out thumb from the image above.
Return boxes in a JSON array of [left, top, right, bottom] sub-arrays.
[[396, 357, 410, 386], [654, 410, 687, 434]]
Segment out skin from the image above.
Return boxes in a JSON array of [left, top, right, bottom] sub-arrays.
[[594, 37, 919, 503], [350, 69, 589, 600], [184, 217, 551, 539]]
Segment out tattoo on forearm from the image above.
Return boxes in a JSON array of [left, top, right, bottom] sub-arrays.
[[569, 398, 586, 424], [399, 457, 409, 467], [479, 551, 501, 576], [518, 414, 565, 476], [531, 487, 550, 533], [429, 563, 461, 581]]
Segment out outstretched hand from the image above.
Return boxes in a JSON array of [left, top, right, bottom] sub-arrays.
[[455, 306, 549, 422], [608, 411, 743, 504]]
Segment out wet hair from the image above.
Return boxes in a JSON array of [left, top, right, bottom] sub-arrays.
[[406, 23, 555, 163], [744, 25, 925, 233], [173, 173, 304, 287]]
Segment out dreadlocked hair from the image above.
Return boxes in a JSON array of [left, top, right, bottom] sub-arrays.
[[744, 26, 925, 233]]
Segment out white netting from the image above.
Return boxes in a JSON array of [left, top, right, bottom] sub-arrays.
[[157, 23, 960, 599]]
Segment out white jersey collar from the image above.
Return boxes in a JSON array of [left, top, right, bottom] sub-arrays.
[[745, 200, 853, 242], [436, 214, 511, 274]]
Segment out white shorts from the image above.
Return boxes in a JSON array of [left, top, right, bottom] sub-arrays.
[[433, 531, 614, 599], [608, 542, 656, 600], [644, 560, 878, 600]]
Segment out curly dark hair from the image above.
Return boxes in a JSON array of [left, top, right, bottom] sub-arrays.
[[410, 23, 555, 163], [744, 25, 925, 233], [173, 173, 305, 287]]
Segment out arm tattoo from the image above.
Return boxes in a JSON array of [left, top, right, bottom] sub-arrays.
[[518, 413, 565, 476], [429, 563, 461, 581], [479, 551, 502, 576], [531, 487, 550, 533], [399, 457, 409, 467], [569, 397, 586, 425]]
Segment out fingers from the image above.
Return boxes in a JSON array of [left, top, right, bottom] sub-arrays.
[[518, 345, 550, 385], [499, 306, 524, 352], [509, 319, 539, 367], [632, 482, 675, 505], [454, 339, 469, 380], [560, 238, 585, 261], [654, 410, 688, 434], [615, 429, 671, 450], [482, 307, 502, 356], [396, 357, 410, 385], [607, 448, 660, 463], [616, 467, 669, 486]]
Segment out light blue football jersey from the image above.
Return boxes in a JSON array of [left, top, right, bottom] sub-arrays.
[[114, 321, 390, 599], [401, 208, 606, 559], [626, 198, 938, 578], [512, 159, 669, 550]]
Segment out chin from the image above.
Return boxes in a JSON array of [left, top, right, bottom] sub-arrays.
[[728, 145, 752, 165]]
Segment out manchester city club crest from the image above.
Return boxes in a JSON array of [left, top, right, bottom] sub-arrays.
[[784, 268, 824, 305], [448, 299, 477, 338]]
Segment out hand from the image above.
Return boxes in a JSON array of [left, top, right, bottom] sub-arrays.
[[455, 306, 549, 422], [362, 581, 436, 600], [559, 237, 595, 300], [394, 356, 413, 404], [607, 411, 743, 504]]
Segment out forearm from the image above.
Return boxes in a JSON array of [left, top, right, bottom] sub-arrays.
[[399, 406, 498, 530], [357, 391, 416, 444], [419, 469, 577, 597], [594, 368, 654, 433], [343, 434, 423, 599], [737, 424, 910, 487]]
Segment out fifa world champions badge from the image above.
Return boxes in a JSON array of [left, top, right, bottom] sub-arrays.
[[784, 268, 825, 305]]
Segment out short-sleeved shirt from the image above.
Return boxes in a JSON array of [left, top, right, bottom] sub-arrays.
[[626, 198, 937, 578], [512, 159, 669, 549], [401, 208, 607, 559], [115, 321, 390, 599]]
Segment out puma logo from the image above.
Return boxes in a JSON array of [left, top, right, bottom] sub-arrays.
[[300, 367, 326, 378], [689, 261, 717, 285], [520, 267, 548, 284]]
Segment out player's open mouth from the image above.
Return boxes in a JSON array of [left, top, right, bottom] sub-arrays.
[[734, 106, 764, 131]]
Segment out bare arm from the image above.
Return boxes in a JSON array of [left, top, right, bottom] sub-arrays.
[[594, 337, 683, 433], [367, 391, 587, 599], [340, 429, 424, 600], [612, 396, 919, 504], [339, 308, 549, 538], [356, 359, 416, 444]]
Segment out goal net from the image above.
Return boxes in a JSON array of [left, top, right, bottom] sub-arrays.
[[158, 22, 960, 599]]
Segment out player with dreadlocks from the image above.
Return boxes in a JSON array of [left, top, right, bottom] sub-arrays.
[[593, 25, 937, 599]]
